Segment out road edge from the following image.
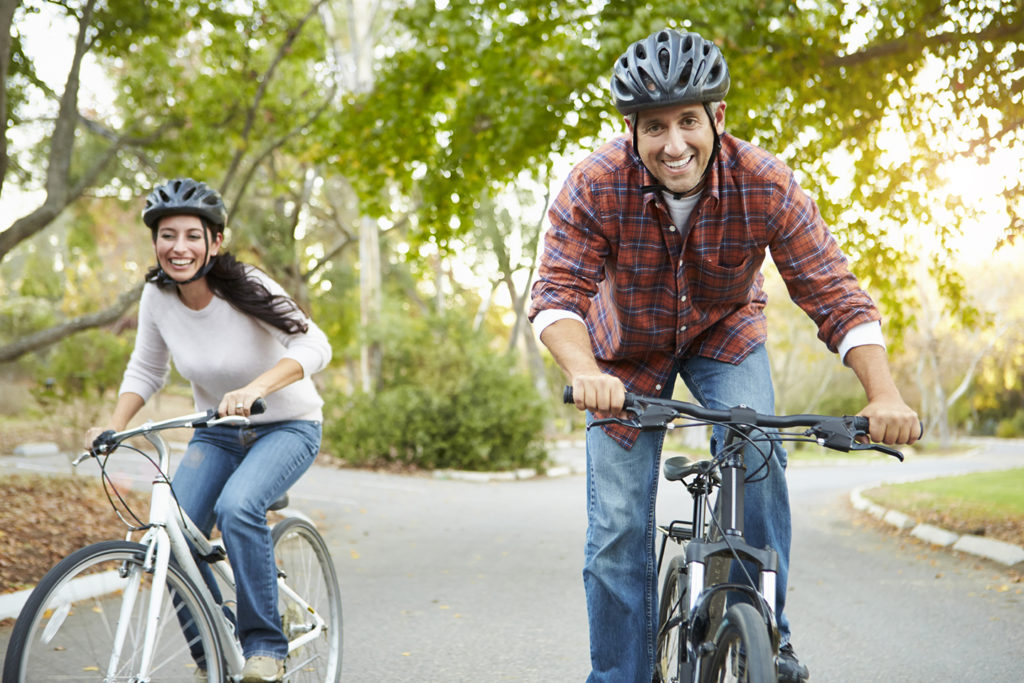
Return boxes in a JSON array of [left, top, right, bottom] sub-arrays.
[[851, 484, 1024, 569]]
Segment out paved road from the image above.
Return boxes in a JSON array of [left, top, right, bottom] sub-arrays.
[[3, 440, 1022, 681]]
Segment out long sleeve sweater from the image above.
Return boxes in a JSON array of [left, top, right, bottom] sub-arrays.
[[119, 268, 331, 423]]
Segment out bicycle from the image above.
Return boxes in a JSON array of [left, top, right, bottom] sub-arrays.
[[563, 387, 909, 683], [2, 400, 343, 682]]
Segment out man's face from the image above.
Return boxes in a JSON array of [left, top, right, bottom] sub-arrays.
[[629, 101, 725, 196]]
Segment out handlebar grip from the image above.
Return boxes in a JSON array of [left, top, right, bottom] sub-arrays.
[[854, 415, 925, 440], [562, 385, 638, 410]]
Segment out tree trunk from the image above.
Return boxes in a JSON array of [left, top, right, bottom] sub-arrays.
[[358, 215, 381, 393]]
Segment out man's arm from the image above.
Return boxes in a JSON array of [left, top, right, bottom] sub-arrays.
[[845, 344, 921, 445], [539, 318, 624, 416]]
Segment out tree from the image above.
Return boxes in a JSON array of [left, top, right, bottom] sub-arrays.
[[337, 0, 1023, 333], [1, 0, 341, 361]]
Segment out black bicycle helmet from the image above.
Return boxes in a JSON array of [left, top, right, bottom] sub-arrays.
[[611, 29, 730, 115], [142, 178, 227, 230]]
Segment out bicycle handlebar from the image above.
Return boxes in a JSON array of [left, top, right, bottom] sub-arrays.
[[562, 386, 907, 461], [79, 398, 268, 463]]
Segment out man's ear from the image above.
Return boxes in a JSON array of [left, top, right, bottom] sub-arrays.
[[714, 102, 727, 134]]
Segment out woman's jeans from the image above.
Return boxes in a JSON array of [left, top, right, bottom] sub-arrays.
[[172, 419, 322, 660], [583, 345, 791, 683]]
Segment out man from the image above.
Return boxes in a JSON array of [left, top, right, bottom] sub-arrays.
[[529, 28, 920, 683]]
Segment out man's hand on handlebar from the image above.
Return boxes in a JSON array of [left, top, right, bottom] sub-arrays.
[[568, 374, 628, 419], [858, 396, 922, 446]]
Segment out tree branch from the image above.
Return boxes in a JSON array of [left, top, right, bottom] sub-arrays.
[[221, 0, 330, 193], [829, 16, 1024, 69], [0, 282, 144, 364]]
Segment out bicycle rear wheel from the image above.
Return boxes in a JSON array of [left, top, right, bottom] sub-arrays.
[[272, 516, 343, 682], [656, 554, 691, 683], [700, 603, 774, 683], [2, 540, 223, 682]]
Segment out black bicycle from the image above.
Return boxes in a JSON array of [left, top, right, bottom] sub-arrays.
[[563, 386, 908, 683]]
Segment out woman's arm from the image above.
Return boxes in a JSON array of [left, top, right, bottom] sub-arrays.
[[218, 358, 305, 417]]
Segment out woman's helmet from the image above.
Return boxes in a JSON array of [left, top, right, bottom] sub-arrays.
[[611, 29, 730, 115], [142, 178, 227, 230]]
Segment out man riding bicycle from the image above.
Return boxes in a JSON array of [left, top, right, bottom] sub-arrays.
[[529, 28, 920, 682]]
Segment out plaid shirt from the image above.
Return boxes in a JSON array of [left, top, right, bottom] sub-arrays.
[[530, 133, 880, 447]]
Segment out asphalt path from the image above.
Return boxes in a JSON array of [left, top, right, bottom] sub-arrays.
[[2, 440, 1023, 681]]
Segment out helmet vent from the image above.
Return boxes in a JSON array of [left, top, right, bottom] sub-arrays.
[[639, 67, 656, 92], [679, 60, 693, 89]]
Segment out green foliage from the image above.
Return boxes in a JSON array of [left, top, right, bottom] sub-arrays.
[[33, 329, 135, 402], [995, 412, 1024, 439], [322, 310, 547, 471]]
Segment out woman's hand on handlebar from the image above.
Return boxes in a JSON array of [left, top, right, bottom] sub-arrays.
[[83, 426, 117, 452], [568, 374, 627, 419], [218, 390, 265, 418]]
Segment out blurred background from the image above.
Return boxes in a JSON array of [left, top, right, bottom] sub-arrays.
[[2, 0, 1023, 471]]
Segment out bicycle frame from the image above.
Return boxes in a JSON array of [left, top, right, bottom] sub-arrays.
[[81, 411, 329, 680], [679, 423, 781, 672]]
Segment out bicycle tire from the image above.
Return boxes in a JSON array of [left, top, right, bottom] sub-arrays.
[[2, 540, 224, 683], [272, 516, 343, 682], [656, 554, 690, 683], [700, 603, 774, 683]]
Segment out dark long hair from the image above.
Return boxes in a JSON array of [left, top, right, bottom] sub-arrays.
[[146, 252, 309, 335]]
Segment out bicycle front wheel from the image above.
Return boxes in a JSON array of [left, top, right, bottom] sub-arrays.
[[272, 516, 343, 682], [2, 540, 223, 683], [656, 554, 691, 683], [701, 603, 774, 683]]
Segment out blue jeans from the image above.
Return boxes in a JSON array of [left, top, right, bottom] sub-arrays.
[[172, 419, 322, 660], [583, 345, 791, 682]]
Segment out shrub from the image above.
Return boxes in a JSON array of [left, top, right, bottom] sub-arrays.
[[321, 312, 547, 472]]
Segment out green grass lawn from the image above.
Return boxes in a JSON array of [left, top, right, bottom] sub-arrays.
[[864, 467, 1024, 522]]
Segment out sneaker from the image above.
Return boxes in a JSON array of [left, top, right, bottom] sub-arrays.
[[777, 643, 809, 682], [241, 655, 285, 682], [194, 669, 208, 682]]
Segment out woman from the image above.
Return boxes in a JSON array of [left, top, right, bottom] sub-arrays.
[[86, 178, 332, 683]]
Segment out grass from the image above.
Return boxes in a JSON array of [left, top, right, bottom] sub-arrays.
[[865, 468, 1024, 520], [862, 468, 1024, 547]]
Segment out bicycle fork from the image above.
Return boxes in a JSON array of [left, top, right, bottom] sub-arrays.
[[105, 508, 175, 680]]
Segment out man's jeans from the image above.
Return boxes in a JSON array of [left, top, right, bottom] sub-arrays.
[[172, 419, 322, 660], [583, 345, 791, 683]]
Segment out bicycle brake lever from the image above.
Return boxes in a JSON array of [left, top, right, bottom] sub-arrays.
[[587, 416, 642, 430], [850, 442, 905, 462]]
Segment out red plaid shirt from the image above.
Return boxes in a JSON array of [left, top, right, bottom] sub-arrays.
[[530, 133, 880, 447]]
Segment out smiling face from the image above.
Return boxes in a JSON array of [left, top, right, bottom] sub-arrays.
[[629, 101, 726, 196], [153, 214, 222, 283]]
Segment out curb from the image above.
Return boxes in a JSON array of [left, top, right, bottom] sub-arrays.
[[851, 485, 1024, 568], [431, 441, 587, 482]]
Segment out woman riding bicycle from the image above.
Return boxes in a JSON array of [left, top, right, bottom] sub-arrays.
[[85, 178, 332, 683]]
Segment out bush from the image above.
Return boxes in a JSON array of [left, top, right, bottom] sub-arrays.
[[995, 411, 1024, 438], [321, 312, 547, 472]]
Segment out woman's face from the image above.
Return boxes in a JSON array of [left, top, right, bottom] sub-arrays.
[[153, 214, 222, 282]]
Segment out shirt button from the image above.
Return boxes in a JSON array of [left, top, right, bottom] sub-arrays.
[[669, 226, 677, 232], [680, 325, 687, 333], [680, 295, 687, 302], [655, 384, 662, 391]]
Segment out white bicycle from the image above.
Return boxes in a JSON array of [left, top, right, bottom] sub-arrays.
[[2, 401, 342, 682]]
